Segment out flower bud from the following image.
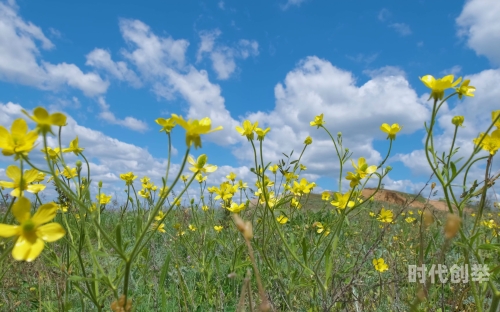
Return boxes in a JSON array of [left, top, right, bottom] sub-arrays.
[[98, 181, 103, 188], [452, 116, 464, 127], [423, 210, 434, 228], [76, 160, 82, 168], [444, 214, 461, 239], [386, 166, 392, 172], [232, 214, 253, 240], [337, 132, 342, 137], [431, 182, 436, 190], [304, 136, 313, 145]]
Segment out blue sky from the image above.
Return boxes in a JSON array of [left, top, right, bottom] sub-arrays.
[[0, 0, 499, 205]]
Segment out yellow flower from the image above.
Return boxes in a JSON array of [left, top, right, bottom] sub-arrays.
[[96, 193, 112, 205], [62, 137, 84, 155], [372, 258, 388, 272], [155, 117, 176, 133], [188, 154, 217, 174], [0, 165, 46, 197], [277, 215, 288, 224], [369, 212, 375, 217], [473, 130, 500, 155], [292, 178, 315, 195], [202, 205, 209, 211], [196, 173, 207, 183], [226, 202, 245, 213], [151, 222, 166, 233], [380, 123, 402, 140], [299, 164, 307, 171], [345, 172, 361, 188], [455, 79, 475, 100], [304, 136, 313, 145], [419, 74, 462, 101], [226, 172, 237, 181], [377, 207, 393, 223], [188, 224, 197, 231], [0, 118, 38, 160], [214, 225, 223, 233], [22, 107, 67, 135], [237, 180, 248, 189], [155, 211, 165, 221], [313, 222, 330, 236], [290, 197, 302, 209], [482, 219, 496, 229], [41, 147, 61, 161], [180, 174, 189, 183], [267, 165, 278, 175], [310, 113, 325, 128], [120, 172, 137, 185], [405, 217, 416, 223], [255, 127, 270, 141], [33, 172, 46, 183], [321, 191, 331, 201], [330, 192, 355, 210], [0, 197, 65, 262], [138, 189, 150, 198], [171, 114, 223, 149], [61, 167, 77, 179], [235, 120, 258, 141], [492, 110, 500, 129], [351, 157, 377, 179]]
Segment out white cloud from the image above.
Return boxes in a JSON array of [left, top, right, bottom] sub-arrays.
[[389, 23, 412, 36], [346, 53, 379, 64], [196, 29, 259, 80], [281, 0, 308, 10], [456, 0, 500, 66], [378, 8, 391, 22], [441, 65, 462, 76], [230, 56, 429, 190], [96, 97, 148, 132], [363, 66, 406, 79], [0, 2, 109, 96], [86, 48, 142, 87], [119, 18, 189, 76], [218, 1, 225, 10]]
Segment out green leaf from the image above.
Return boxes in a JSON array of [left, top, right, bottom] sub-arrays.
[[450, 161, 457, 179], [114, 224, 123, 252], [477, 244, 500, 251]]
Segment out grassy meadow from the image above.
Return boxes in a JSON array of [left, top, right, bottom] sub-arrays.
[[0, 74, 500, 311]]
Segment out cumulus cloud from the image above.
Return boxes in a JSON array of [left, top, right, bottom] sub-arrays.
[[229, 56, 430, 192], [196, 29, 259, 80], [0, 2, 109, 96], [456, 0, 500, 66], [86, 48, 142, 87], [96, 97, 149, 132], [389, 23, 412, 36], [119, 19, 189, 75]]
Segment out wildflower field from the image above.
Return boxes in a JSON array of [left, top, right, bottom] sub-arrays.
[[0, 74, 499, 311]]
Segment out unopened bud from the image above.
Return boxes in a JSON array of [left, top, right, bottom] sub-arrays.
[[423, 210, 434, 228], [337, 132, 342, 137], [98, 181, 103, 188], [76, 160, 82, 168], [431, 182, 436, 190], [444, 214, 461, 239], [451, 116, 464, 127], [233, 214, 253, 239], [386, 166, 392, 172]]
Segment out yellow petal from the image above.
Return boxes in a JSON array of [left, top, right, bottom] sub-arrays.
[[33, 107, 49, 120], [11, 119, 28, 136], [31, 202, 58, 226], [0, 224, 20, 237], [6, 165, 21, 181], [12, 235, 45, 262], [50, 113, 67, 126], [12, 197, 31, 223], [0, 181, 15, 188], [27, 184, 46, 194], [23, 169, 39, 183], [36, 223, 65, 242]]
